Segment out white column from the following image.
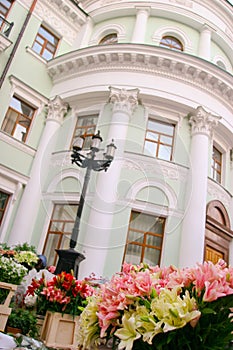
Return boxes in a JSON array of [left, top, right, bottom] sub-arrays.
[[179, 106, 221, 268], [79, 87, 139, 279], [73, 17, 94, 49], [8, 96, 68, 245], [131, 7, 150, 43], [198, 25, 212, 60]]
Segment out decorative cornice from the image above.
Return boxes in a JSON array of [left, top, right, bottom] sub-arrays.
[[47, 45, 233, 110], [46, 96, 69, 124], [109, 86, 139, 116], [189, 106, 221, 138], [19, 0, 86, 45]]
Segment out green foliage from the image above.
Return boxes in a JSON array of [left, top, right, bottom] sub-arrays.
[[0, 256, 28, 284], [130, 295, 233, 350], [13, 243, 37, 254], [7, 307, 38, 338]]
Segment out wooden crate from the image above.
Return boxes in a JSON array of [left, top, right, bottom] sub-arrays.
[[40, 311, 79, 349], [0, 282, 17, 331]]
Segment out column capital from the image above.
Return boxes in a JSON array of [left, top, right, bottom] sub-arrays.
[[46, 95, 69, 125], [135, 6, 151, 14], [108, 86, 139, 116], [189, 106, 221, 137]]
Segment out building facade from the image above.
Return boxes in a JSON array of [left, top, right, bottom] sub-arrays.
[[0, 0, 233, 279]]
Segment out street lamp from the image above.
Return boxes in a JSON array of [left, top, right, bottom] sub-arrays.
[[55, 131, 116, 278]]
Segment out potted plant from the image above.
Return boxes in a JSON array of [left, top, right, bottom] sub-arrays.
[[77, 260, 233, 350], [25, 271, 95, 348], [6, 307, 38, 338]]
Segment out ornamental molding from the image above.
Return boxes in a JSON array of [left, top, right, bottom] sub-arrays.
[[47, 45, 233, 110], [169, 0, 193, 8], [123, 152, 188, 182], [46, 96, 69, 124], [207, 179, 231, 209], [19, 0, 86, 45], [189, 106, 221, 138], [109, 86, 139, 116]]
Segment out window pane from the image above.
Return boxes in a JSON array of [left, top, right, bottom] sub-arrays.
[[144, 119, 175, 161], [39, 26, 56, 43], [43, 234, 61, 267], [0, 0, 12, 17], [144, 247, 161, 265], [144, 140, 157, 157], [10, 96, 34, 117], [158, 144, 172, 161], [0, 191, 9, 226], [32, 26, 59, 60], [2, 109, 17, 134], [146, 131, 158, 141], [160, 36, 183, 51], [43, 204, 78, 265], [42, 49, 53, 61], [0, 191, 9, 209], [72, 115, 98, 149], [13, 123, 27, 141], [160, 135, 173, 145], [123, 211, 165, 266], [124, 246, 142, 265], [99, 33, 118, 45], [32, 42, 42, 54]]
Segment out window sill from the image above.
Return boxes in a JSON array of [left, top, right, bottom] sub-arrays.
[[26, 46, 47, 64], [0, 131, 36, 156]]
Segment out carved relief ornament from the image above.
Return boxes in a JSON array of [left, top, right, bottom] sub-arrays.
[[189, 106, 221, 138], [46, 96, 69, 125], [109, 86, 139, 116]]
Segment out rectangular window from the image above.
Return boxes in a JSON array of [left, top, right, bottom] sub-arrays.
[[1, 95, 35, 142], [211, 146, 222, 183], [144, 119, 175, 161], [72, 115, 98, 149], [0, 191, 10, 226], [32, 25, 59, 61], [123, 211, 165, 266], [43, 204, 78, 266], [0, 0, 13, 17]]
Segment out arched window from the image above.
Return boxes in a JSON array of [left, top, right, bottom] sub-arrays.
[[160, 36, 183, 51], [216, 60, 226, 70], [99, 33, 118, 45]]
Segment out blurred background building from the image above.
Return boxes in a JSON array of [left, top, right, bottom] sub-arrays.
[[0, 0, 233, 279]]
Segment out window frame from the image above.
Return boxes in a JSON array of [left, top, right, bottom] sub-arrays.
[[32, 24, 59, 61], [99, 33, 118, 45], [122, 210, 165, 266], [71, 114, 98, 150], [1, 95, 36, 142], [0, 0, 14, 18], [144, 118, 175, 161], [0, 190, 10, 226], [160, 35, 183, 51], [211, 146, 222, 183], [42, 203, 78, 266]]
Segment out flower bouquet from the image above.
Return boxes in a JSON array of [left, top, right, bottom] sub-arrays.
[[25, 271, 95, 317], [77, 260, 233, 350]]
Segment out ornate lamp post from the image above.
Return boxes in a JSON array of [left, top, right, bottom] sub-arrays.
[[55, 131, 116, 277]]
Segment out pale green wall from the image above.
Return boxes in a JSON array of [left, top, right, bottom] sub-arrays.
[[146, 17, 199, 55], [92, 16, 135, 43], [211, 41, 232, 71], [0, 141, 34, 176]]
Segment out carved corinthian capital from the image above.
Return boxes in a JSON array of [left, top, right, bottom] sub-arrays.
[[46, 96, 69, 125], [189, 106, 221, 138], [109, 86, 139, 116]]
